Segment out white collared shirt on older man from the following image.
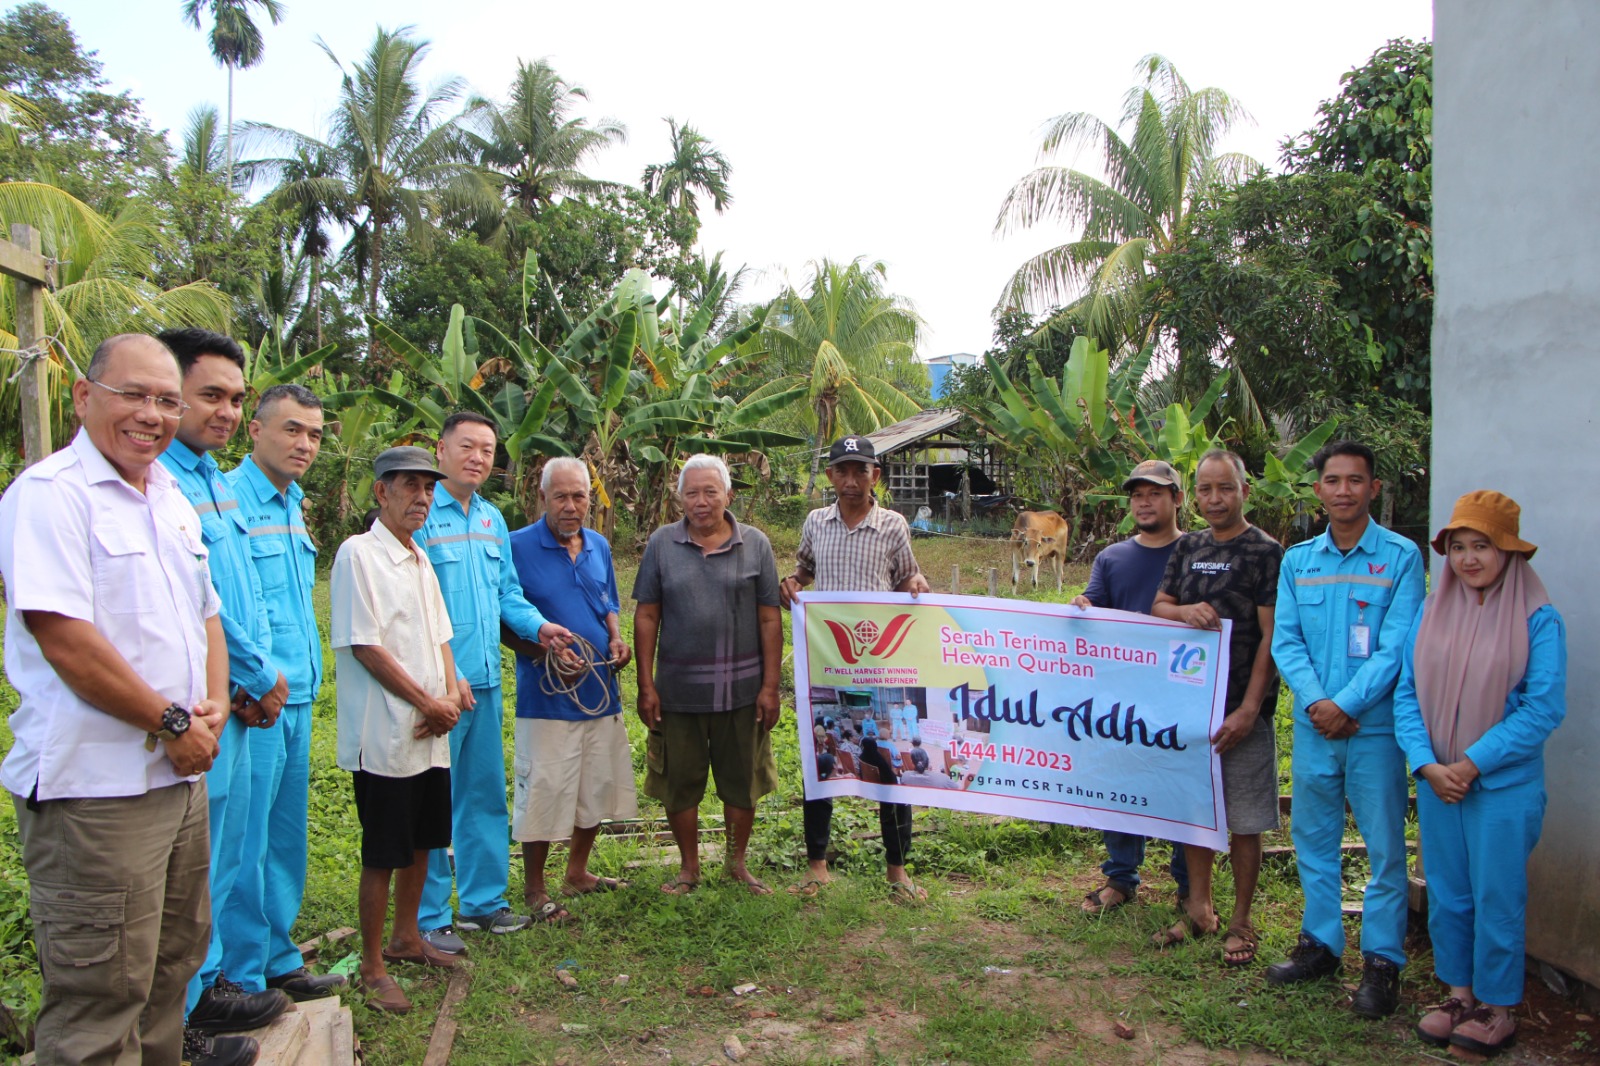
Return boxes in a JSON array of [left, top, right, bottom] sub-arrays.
[[0, 429, 220, 802], [331, 517, 455, 778]]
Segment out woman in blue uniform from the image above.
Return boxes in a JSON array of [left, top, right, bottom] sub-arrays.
[[1394, 491, 1567, 1056]]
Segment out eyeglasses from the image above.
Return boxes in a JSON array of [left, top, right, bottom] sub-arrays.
[[88, 378, 190, 419]]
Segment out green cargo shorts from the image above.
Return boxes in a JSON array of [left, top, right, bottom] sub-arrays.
[[643, 704, 779, 814]]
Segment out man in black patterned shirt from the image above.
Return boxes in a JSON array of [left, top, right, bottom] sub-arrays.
[[1152, 449, 1283, 967]]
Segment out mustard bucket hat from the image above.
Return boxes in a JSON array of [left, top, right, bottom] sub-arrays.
[[1431, 490, 1538, 558]]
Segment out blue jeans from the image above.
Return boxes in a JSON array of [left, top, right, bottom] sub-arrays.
[[1101, 830, 1189, 899]]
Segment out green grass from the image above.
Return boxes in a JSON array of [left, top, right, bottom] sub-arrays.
[[0, 530, 1452, 1065]]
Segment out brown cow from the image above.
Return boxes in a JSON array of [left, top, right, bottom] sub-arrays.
[[1010, 510, 1070, 590]]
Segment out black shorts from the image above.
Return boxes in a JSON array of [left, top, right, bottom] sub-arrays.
[[351, 767, 452, 869]]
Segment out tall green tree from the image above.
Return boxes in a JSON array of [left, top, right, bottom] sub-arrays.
[[243, 26, 499, 356], [180, 0, 285, 194], [464, 59, 626, 218], [642, 117, 731, 219], [0, 3, 171, 210], [1282, 38, 1432, 409], [746, 258, 926, 496], [994, 54, 1258, 357]]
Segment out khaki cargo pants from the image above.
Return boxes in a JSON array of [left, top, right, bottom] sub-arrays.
[[12, 780, 211, 1066]]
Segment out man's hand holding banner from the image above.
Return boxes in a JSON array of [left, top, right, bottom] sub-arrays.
[[793, 591, 1234, 851]]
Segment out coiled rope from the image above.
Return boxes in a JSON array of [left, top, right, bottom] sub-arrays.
[[538, 633, 619, 717]]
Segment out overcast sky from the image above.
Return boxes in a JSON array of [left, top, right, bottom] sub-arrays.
[[44, 0, 1432, 358]]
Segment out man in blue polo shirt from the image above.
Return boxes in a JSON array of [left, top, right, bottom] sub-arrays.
[[155, 328, 292, 1050], [1267, 440, 1424, 1018], [1072, 459, 1191, 914], [506, 457, 637, 921], [225, 384, 345, 1002], [417, 413, 572, 951]]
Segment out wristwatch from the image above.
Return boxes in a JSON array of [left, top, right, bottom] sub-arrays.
[[145, 703, 192, 752]]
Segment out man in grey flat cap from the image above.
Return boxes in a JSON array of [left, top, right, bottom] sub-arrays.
[[330, 447, 465, 1014]]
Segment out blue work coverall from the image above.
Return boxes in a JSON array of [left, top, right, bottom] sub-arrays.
[[416, 483, 551, 928], [158, 441, 280, 1011], [1272, 518, 1424, 967], [223, 455, 323, 989], [1394, 604, 1567, 1006]]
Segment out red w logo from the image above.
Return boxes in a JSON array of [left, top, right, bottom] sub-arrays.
[[481, 518, 493, 529], [1368, 563, 1387, 575], [823, 614, 915, 665]]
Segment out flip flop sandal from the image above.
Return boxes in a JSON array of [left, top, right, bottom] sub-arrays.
[[381, 941, 460, 968], [889, 880, 928, 905], [355, 974, 411, 1014], [1081, 883, 1130, 914], [1222, 922, 1259, 967], [787, 879, 828, 897], [659, 879, 698, 896], [730, 877, 772, 895], [532, 900, 574, 924], [1151, 904, 1218, 949], [563, 876, 629, 896]]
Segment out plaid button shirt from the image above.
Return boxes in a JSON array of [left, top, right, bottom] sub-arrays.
[[795, 502, 920, 593]]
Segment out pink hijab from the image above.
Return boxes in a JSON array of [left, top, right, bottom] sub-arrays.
[[1413, 551, 1550, 764]]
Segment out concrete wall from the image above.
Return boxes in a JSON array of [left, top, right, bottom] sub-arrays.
[[1433, 0, 1600, 986]]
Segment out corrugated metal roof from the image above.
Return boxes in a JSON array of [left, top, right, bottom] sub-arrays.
[[862, 409, 965, 456]]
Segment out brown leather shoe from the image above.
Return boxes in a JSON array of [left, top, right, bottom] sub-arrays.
[[1450, 1006, 1516, 1056], [1416, 997, 1471, 1046], [355, 974, 412, 1014]]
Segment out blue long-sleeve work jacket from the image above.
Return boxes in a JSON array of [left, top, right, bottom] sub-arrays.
[[1272, 518, 1425, 733], [1394, 603, 1567, 791], [159, 440, 280, 700], [415, 482, 550, 690], [227, 456, 323, 704]]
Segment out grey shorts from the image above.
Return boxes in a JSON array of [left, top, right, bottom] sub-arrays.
[[1220, 714, 1281, 835]]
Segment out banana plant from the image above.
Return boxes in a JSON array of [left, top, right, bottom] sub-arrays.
[[977, 335, 1133, 520]]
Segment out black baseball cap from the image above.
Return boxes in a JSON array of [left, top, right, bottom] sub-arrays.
[[827, 435, 878, 466]]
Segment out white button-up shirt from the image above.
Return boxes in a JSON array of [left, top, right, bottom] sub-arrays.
[[330, 518, 455, 778], [0, 430, 220, 801]]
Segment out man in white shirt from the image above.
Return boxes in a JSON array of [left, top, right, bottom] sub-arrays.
[[330, 447, 465, 1015], [0, 335, 243, 1066]]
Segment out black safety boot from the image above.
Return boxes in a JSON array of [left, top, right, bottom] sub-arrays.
[[1265, 932, 1341, 986], [1351, 954, 1401, 1018]]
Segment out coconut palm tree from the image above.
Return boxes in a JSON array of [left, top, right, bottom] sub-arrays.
[[242, 26, 499, 357], [745, 258, 926, 495], [642, 118, 731, 218], [994, 54, 1258, 355], [179, 0, 285, 194], [463, 59, 626, 217], [251, 141, 349, 346], [0, 181, 231, 451]]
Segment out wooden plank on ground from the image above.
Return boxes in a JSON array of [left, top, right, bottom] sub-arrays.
[[298, 926, 356, 964], [421, 968, 472, 1066], [240, 1007, 308, 1066], [292, 996, 354, 1066]]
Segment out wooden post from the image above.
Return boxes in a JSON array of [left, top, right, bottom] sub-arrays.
[[987, 568, 998, 598], [4, 224, 56, 466], [950, 564, 960, 595]]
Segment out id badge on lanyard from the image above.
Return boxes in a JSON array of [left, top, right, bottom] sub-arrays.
[[1349, 602, 1371, 659]]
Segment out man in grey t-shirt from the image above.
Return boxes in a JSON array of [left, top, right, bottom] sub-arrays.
[[634, 456, 782, 895]]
